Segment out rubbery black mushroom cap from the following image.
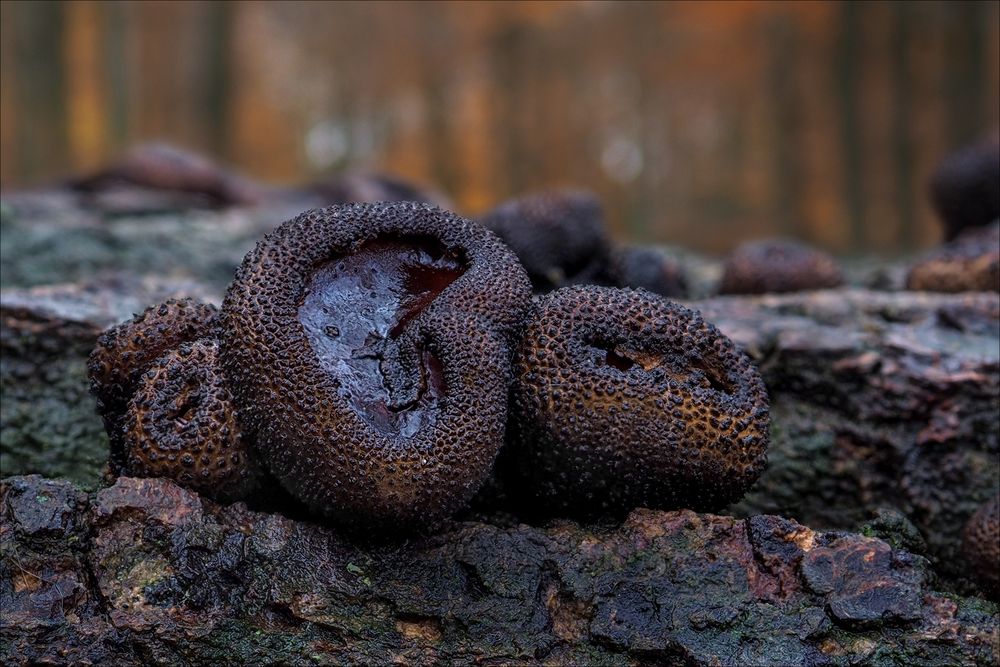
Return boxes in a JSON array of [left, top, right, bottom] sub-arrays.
[[613, 245, 688, 298], [905, 221, 1000, 293], [929, 138, 1000, 241], [503, 285, 769, 518], [302, 171, 451, 209], [962, 493, 999, 599], [477, 189, 618, 291], [718, 238, 843, 295], [124, 339, 264, 502], [88, 298, 219, 472], [70, 142, 264, 207], [220, 202, 532, 531]]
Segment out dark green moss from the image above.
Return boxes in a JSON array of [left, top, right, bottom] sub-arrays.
[[1, 313, 107, 487]]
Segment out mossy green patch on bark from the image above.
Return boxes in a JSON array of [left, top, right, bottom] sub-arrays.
[[1, 319, 107, 486]]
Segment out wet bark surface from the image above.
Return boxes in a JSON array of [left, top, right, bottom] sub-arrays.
[[2, 474, 997, 666], [701, 290, 1000, 591]]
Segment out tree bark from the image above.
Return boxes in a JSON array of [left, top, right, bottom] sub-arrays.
[[2, 474, 997, 666]]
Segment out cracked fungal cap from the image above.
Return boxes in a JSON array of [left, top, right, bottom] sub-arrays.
[[929, 138, 1000, 241], [478, 189, 618, 291], [718, 238, 843, 295], [962, 493, 999, 599], [906, 221, 999, 293], [88, 298, 219, 472], [124, 339, 263, 502], [504, 285, 769, 517], [220, 202, 532, 531]]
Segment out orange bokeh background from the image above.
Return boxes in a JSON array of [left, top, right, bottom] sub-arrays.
[[2, 1, 998, 253]]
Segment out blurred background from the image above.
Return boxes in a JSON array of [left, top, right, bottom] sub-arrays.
[[1, 0, 998, 254]]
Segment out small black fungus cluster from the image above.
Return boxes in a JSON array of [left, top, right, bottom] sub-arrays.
[[478, 189, 619, 292], [302, 172, 449, 209], [613, 246, 688, 298], [88, 298, 262, 500], [478, 188, 695, 299], [503, 286, 769, 518], [91, 201, 770, 533], [72, 142, 264, 208], [907, 140, 1000, 293], [906, 222, 1000, 293], [719, 239, 843, 295], [929, 138, 1000, 241], [89, 298, 220, 470], [67, 143, 454, 214]]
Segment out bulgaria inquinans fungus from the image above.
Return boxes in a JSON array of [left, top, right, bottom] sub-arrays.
[[906, 221, 999, 293], [614, 245, 688, 298], [962, 493, 999, 599], [718, 238, 843, 295], [929, 138, 1000, 241], [303, 171, 451, 209], [504, 285, 769, 517], [71, 142, 264, 208], [478, 189, 617, 291], [125, 339, 263, 502], [88, 298, 219, 472], [220, 202, 532, 530]]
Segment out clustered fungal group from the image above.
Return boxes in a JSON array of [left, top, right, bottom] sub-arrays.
[[88, 298, 220, 472], [71, 142, 265, 209], [68, 142, 451, 214], [907, 136, 1000, 293], [88, 298, 264, 502], [90, 201, 770, 532], [477, 189, 619, 292], [84, 138, 999, 599]]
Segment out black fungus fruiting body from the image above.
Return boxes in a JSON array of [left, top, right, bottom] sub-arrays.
[[220, 202, 532, 531], [88, 298, 219, 472], [718, 239, 843, 295], [929, 139, 1000, 241], [504, 285, 770, 518], [906, 221, 1000, 293], [962, 493, 1000, 599], [478, 189, 618, 292], [614, 245, 688, 298], [303, 172, 449, 208], [125, 339, 262, 502], [71, 142, 263, 207]]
